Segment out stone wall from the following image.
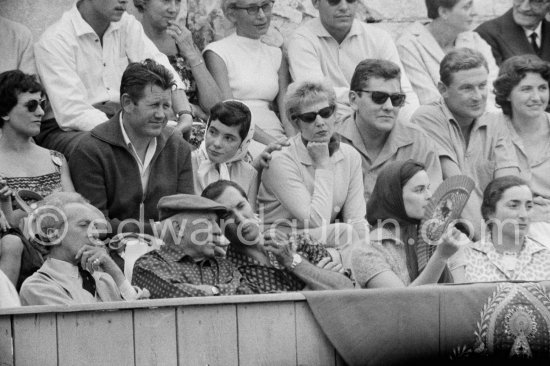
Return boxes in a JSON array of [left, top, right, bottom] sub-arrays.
[[1, 0, 512, 48]]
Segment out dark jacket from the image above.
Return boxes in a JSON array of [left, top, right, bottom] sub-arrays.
[[475, 8, 550, 65], [70, 114, 194, 235]]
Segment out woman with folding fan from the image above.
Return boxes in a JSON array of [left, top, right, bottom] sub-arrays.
[[352, 160, 467, 288], [0, 70, 74, 288]]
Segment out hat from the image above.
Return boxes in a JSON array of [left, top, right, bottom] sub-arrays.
[[157, 194, 227, 221]]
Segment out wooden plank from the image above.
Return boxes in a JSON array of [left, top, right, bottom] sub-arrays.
[[177, 304, 238, 366], [13, 314, 57, 366], [57, 310, 134, 366], [237, 302, 297, 366], [295, 302, 335, 366], [134, 308, 177, 366], [0, 316, 13, 366]]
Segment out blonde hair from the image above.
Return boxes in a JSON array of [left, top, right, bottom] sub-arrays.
[[284, 79, 337, 123]]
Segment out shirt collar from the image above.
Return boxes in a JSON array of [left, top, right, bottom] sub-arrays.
[[70, 4, 123, 38], [159, 243, 220, 265], [523, 21, 543, 40], [293, 134, 344, 165], [440, 98, 487, 129], [471, 235, 545, 256], [310, 17, 361, 40], [119, 113, 158, 152], [43, 257, 80, 280]]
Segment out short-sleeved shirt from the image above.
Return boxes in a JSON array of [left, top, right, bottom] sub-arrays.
[[412, 99, 519, 197], [464, 236, 550, 282], [338, 114, 443, 202]]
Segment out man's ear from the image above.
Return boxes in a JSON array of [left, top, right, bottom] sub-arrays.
[[311, 0, 320, 10], [120, 93, 135, 114], [349, 90, 359, 111], [1, 115, 9, 122], [437, 81, 448, 98], [45, 227, 62, 245], [438, 6, 449, 20]]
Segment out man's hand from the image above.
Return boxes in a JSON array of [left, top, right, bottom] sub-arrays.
[[174, 113, 193, 139], [316, 257, 345, 274], [92, 101, 120, 118], [0, 178, 13, 202], [76, 244, 122, 278], [252, 139, 290, 171], [264, 239, 296, 269]]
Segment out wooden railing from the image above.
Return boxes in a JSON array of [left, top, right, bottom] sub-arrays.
[[0, 293, 344, 366]]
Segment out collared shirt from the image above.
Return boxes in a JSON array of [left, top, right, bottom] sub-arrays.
[[464, 236, 550, 282], [19, 258, 140, 306], [287, 18, 419, 121], [0, 16, 35, 74], [338, 114, 443, 202], [119, 113, 157, 193], [523, 21, 543, 48], [34, 5, 184, 132], [226, 246, 304, 293], [132, 243, 253, 298]]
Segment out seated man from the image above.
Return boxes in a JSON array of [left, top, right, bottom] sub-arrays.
[[411, 48, 519, 239], [34, 0, 194, 158], [202, 180, 353, 292], [286, 0, 419, 121], [0, 16, 35, 74], [19, 192, 148, 306], [475, 0, 550, 65], [70, 60, 194, 236], [339, 59, 443, 203], [132, 194, 253, 298]]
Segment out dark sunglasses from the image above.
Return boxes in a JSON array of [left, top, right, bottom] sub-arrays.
[[327, 0, 358, 5], [24, 99, 47, 113], [355, 90, 406, 107], [293, 105, 336, 123], [231, 1, 274, 16]]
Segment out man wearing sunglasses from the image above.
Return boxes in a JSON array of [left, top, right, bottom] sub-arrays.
[[476, 0, 550, 65], [411, 48, 520, 240], [287, 0, 419, 122], [339, 59, 443, 202]]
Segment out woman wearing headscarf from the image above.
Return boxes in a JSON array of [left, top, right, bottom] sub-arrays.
[[352, 160, 466, 288]]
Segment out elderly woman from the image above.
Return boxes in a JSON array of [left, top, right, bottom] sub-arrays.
[[0, 70, 74, 287], [203, 0, 294, 150], [463, 175, 550, 281], [352, 160, 466, 288], [134, 0, 222, 148], [258, 80, 368, 271], [397, 0, 498, 105], [490, 55, 550, 241]]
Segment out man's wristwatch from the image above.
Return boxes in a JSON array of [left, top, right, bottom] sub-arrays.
[[211, 286, 220, 296], [289, 253, 302, 271]]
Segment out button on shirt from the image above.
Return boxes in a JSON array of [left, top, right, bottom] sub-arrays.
[[34, 5, 184, 132]]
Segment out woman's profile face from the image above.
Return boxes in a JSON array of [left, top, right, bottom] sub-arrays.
[[5, 92, 45, 137], [295, 96, 336, 143], [444, 0, 475, 33], [229, 0, 272, 39], [402, 170, 432, 220], [487, 185, 533, 239], [509, 72, 549, 120], [205, 119, 243, 164], [143, 0, 181, 29]]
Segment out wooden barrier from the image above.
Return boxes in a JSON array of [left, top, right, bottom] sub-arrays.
[[0, 293, 344, 366]]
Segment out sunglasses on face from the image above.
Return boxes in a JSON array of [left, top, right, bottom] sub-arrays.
[[24, 98, 47, 113], [293, 105, 336, 123], [231, 1, 274, 16], [355, 90, 406, 107], [327, 0, 358, 6]]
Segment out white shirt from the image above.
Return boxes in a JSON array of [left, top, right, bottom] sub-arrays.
[[34, 5, 184, 132], [523, 22, 542, 48], [120, 113, 157, 194]]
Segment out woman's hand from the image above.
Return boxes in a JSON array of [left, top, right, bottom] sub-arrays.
[[0, 178, 14, 202], [307, 141, 330, 169], [166, 20, 202, 63], [434, 226, 467, 260], [252, 138, 289, 171]]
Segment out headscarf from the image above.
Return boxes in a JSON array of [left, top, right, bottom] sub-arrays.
[[195, 100, 255, 190]]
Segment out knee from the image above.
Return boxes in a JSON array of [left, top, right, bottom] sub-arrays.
[[1, 235, 24, 259]]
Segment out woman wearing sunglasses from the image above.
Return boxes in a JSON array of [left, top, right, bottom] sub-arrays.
[[0, 70, 74, 287], [396, 0, 498, 106], [258, 80, 368, 271], [203, 0, 294, 153]]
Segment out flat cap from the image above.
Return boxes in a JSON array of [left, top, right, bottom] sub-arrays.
[[158, 194, 227, 221]]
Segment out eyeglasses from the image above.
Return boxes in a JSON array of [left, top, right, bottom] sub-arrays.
[[327, 0, 358, 6], [293, 105, 336, 123], [355, 90, 406, 107], [24, 98, 47, 113], [231, 1, 274, 16]]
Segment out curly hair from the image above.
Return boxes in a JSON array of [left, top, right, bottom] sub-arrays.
[[481, 175, 531, 223], [0, 70, 44, 127]]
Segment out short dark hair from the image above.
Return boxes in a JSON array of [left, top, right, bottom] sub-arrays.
[[481, 176, 531, 222], [0, 70, 44, 127], [208, 100, 251, 142], [120, 59, 175, 104], [494, 55, 550, 116], [440, 48, 488, 86], [133, 0, 148, 12], [201, 179, 248, 202], [425, 0, 461, 19], [350, 59, 401, 91]]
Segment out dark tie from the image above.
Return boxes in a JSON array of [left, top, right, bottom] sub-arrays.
[[78, 265, 97, 296], [530, 33, 541, 56]]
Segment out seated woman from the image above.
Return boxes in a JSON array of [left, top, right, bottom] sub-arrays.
[[258, 80, 368, 270], [134, 0, 223, 149], [396, 0, 498, 106], [352, 160, 466, 289], [0, 70, 75, 288], [204, 0, 295, 151], [202, 180, 352, 292], [490, 55, 550, 243], [463, 175, 550, 281]]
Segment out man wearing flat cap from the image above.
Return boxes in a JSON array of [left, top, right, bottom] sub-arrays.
[[131, 194, 253, 298]]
